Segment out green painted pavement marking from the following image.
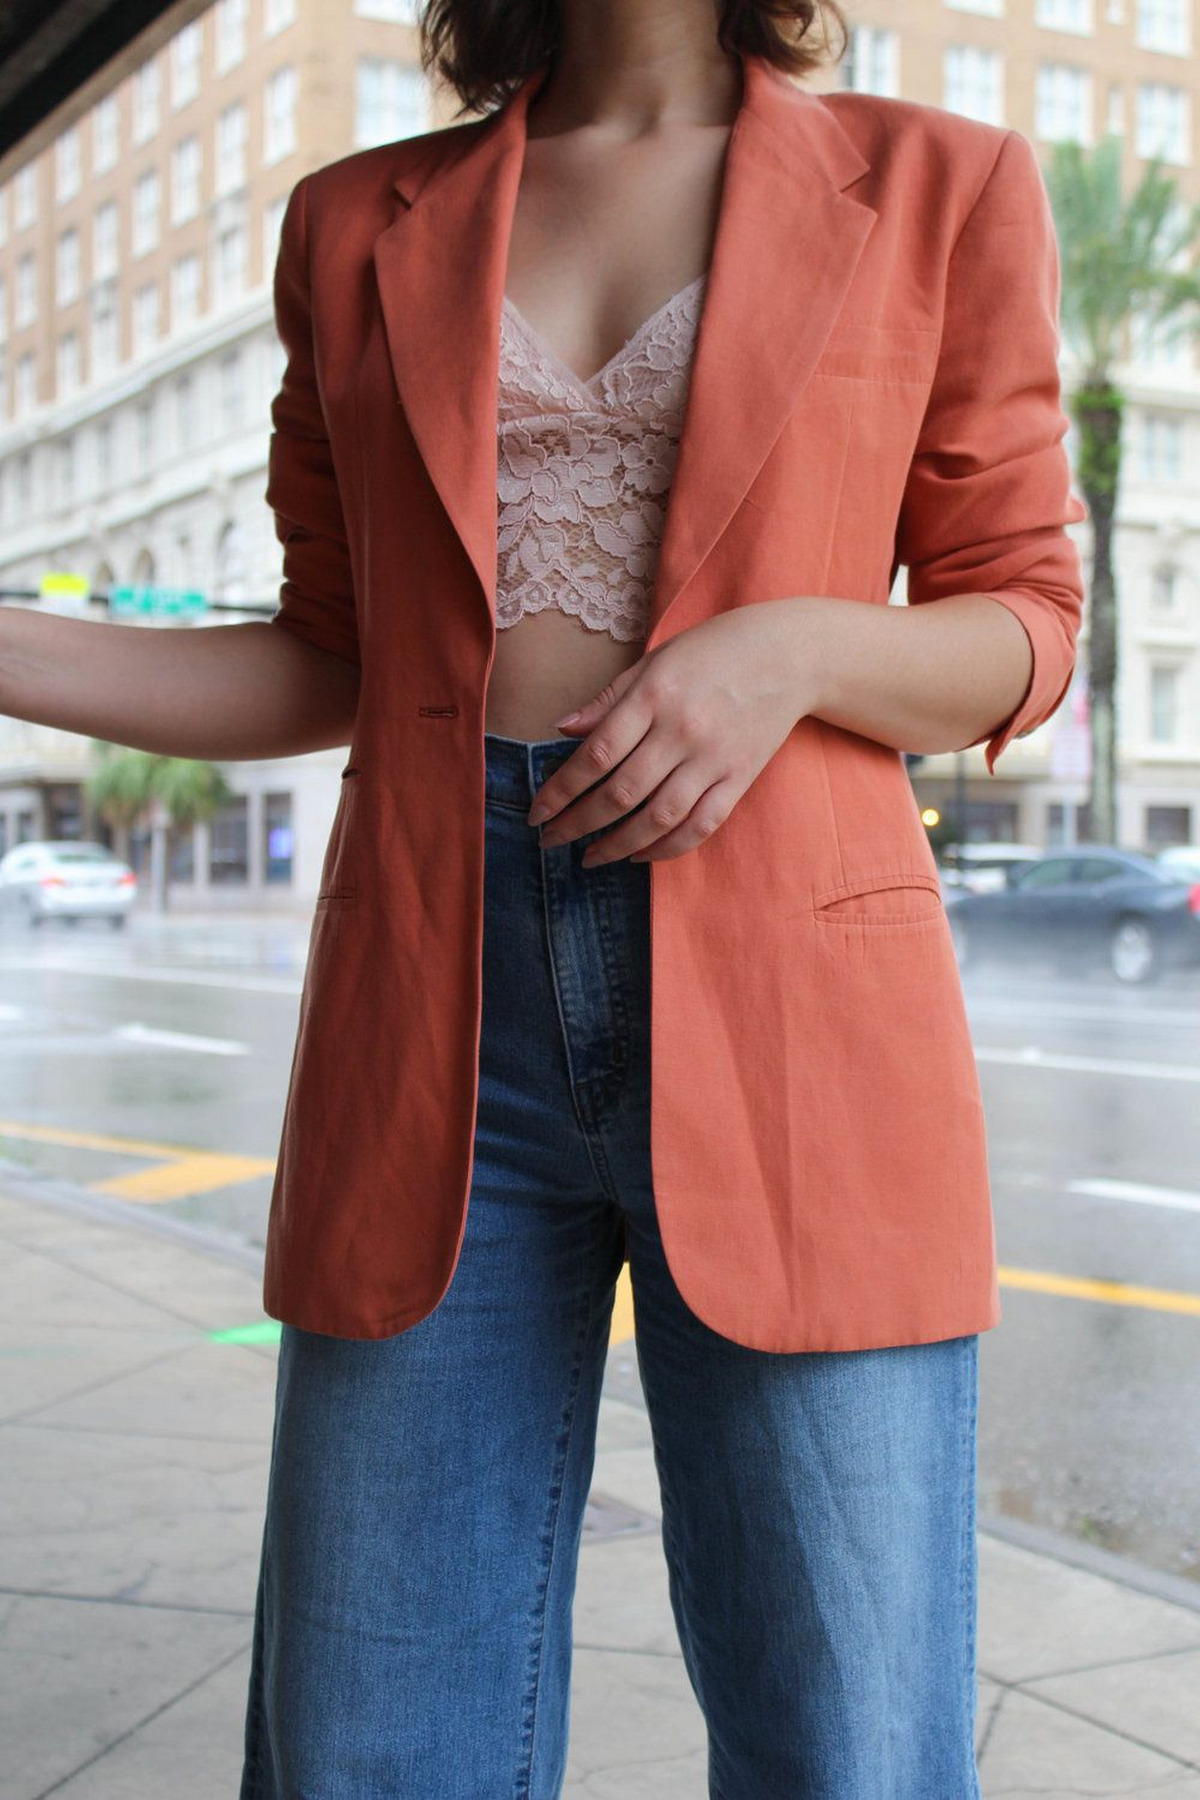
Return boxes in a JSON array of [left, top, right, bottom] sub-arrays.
[[209, 1321, 283, 1344]]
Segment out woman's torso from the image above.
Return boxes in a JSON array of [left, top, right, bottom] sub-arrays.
[[483, 112, 734, 739]]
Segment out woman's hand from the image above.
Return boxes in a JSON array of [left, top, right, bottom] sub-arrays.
[[528, 597, 822, 866]]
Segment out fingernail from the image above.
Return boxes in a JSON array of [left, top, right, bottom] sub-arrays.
[[553, 710, 581, 727]]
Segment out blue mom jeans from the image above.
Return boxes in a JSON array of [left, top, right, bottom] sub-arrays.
[[240, 729, 983, 1799]]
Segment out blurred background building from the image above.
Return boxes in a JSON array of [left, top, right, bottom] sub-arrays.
[[0, 0, 1195, 905]]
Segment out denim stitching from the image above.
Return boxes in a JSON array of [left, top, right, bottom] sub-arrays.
[[513, 1249, 603, 1798], [960, 1333, 983, 1797]]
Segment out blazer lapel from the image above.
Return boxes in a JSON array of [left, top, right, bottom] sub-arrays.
[[370, 51, 876, 640]]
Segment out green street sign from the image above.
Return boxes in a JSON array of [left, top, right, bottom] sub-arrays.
[[109, 585, 208, 617]]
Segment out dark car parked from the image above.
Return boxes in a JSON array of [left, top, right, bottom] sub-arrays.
[[945, 847, 1200, 985]]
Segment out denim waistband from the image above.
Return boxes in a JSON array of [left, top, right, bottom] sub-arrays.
[[483, 731, 578, 810]]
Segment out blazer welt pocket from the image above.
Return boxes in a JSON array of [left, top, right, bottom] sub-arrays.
[[812, 323, 940, 386], [813, 870, 944, 927]]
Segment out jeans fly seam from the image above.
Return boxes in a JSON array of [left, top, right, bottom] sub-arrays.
[[537, 840, 624, 1206]]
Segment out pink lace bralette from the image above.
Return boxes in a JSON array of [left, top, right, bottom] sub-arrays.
[[496, 274, 707, 642]]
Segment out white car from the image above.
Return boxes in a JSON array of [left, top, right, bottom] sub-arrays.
[[1156, 845, 1200, 885], [0, 840, 137, 927]]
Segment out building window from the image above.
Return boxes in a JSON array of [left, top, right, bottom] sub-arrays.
[[210, 795, 249, 884], [55, 127, 81, 203], [1136, 0, 1189, 53], [133, 170, 161, 256], [56, 436, 76, 509], [1136, 83, 1190, 162], [56, 228, 81, 307], [216, 0, 249, 74], [171, 252, 203, 330], [15, 165, 37, 231], [355, 0, 420, 15], [943, 46, 1005, 125], [265, 0, 297, 32], [16, 254, 36, 327], [174, 371, 196, 449], [213, 225, 247, 308], [1150, 563, 1181, 611], [169, 253, 201, 331], [1139, 410, 1184, 480], [1106, 84, 1125, 133], [92, 95, 119, 173], [219, 348, 244, 431], [840, 27, 900, 95], [171, 136, 202, 224], [135, 396, 156, 474], [132, 60, 161, 145], [93, 417, 113, 493], [1148, 663, 1180, 742], [1145, 803, 1191, 846], [264, 66, 298, 164], [171, 19, 203, 108], [943, 0, 1004, 15], [216, 102, 248, 193], [93, 200, 119, 279], [1035, 0, 1094, 30], [56, 331, 81, 397], [214, 516, 250, 601], [133, 281, 160, 356], [90, 287, 119, 376], [264, 792, 294, 883], [355, 59, 429, 148], [15, 351, 36, 416], [1036, 64, 1093, 142]]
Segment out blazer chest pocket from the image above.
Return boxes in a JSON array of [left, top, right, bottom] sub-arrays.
[[811, 322, 940, 387], [812, 870, 944, 928], [315, 764, 363, 908]]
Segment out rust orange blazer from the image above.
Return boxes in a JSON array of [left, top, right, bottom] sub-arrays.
[[261, 48, 1087, 1351]]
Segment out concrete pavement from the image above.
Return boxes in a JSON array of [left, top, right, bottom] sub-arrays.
[[3, 1162, 1200, 1800]]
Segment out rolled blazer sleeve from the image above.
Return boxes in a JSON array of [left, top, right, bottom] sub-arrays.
[[894, 126, 1088, 775], [265, 174, 361, 669]]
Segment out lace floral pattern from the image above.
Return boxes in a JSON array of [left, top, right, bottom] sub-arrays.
[[496, 276, 706, 641]]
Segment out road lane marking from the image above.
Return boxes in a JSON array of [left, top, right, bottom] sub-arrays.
[[0, 1119, 275, 1202], [997, 1264, 1200, 1317], [977, 1045, 1200, 1083], [114, 1023, 249, 1056], [95, 1152, 276, 1202], [1068, 1178, 1200, 1213]]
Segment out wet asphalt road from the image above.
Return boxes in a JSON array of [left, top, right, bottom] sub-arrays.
[[1, 909, 1198, 1587]]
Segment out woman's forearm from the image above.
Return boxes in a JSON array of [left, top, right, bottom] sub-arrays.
[[784, 591, 1035, 755], [0, 609, 359, 761]]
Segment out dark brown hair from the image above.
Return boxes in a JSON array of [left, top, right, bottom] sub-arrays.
[[418, 1, 850, 120]]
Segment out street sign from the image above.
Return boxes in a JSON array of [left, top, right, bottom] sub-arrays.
[[1049, 673, 1092, 783], [40, 572, 90, 612], [108, 585, 208, 617]]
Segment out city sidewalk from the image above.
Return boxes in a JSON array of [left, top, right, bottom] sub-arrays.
[[3, 1165, 1200, 1800]]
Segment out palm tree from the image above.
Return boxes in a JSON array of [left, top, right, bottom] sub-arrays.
[[86, 745, 235, 913], [1043, 136, 1200, 844]]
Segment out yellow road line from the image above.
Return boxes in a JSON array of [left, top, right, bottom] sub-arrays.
[[3, 1120, 1199, 1326], [0, 1119, 274, 1203], [0, 1118, 203, 1159], [997, 1264, 1200, 1318], [95, 1153, 277, 1202]]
